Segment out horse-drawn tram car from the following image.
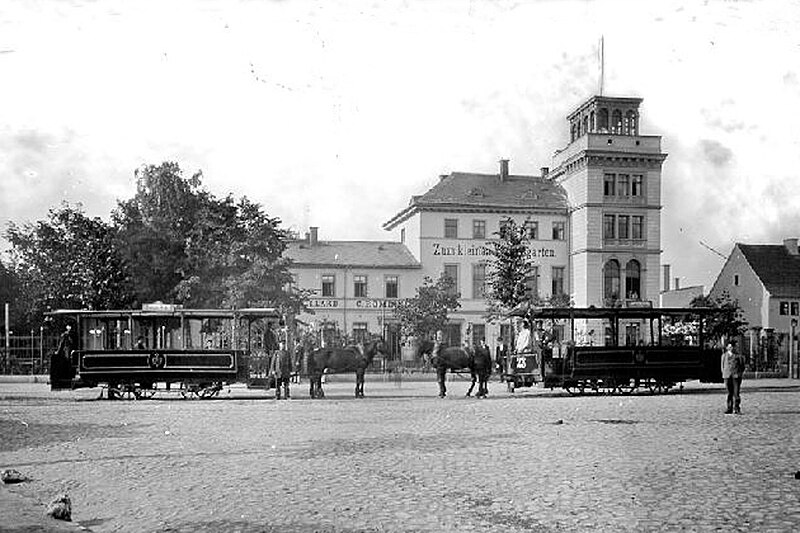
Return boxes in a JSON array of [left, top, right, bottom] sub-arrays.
[[505, 306, 723, 395], [48, 304, 283, 399]]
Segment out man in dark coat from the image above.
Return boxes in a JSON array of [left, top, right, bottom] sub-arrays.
[[495, 336, 508, 381], [269, 340, 294, 400]]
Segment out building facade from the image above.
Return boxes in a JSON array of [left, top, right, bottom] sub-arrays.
[[710, 238, 800, 376], [287, 94, 666, 355]]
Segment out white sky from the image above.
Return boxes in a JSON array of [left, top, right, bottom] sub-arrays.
[[1, 0, 799, 292]]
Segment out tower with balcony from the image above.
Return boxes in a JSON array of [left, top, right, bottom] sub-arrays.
[[550, 96, 667, 310]]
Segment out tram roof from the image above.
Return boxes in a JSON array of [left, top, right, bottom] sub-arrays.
[[508, 305, 719, 319], [46, 307, 282, 319]]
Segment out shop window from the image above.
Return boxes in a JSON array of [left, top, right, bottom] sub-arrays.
[[321, 274, 335, 297], [444, 219, 458, 239], [472, 263, 487, 299], [353, 275, 368, 298], [472, 219, 486, 239], [552, 221, 565, 241], [385, 275, 398, 299]]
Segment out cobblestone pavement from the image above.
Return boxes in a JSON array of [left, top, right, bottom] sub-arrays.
[[1, 377, 799, 532]]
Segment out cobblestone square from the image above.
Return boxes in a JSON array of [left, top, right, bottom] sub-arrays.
[[2, 377, 800, 532]]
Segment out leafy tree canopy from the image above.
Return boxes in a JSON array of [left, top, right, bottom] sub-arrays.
[[690, 291, 748, 345], [5, 203, 134, 326], [113, 162, 306, 312], [393, 274, 460, 341], [485, 217, 534, 319]]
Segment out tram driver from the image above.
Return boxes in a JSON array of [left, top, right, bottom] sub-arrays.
[[514, 319, 532, 354]]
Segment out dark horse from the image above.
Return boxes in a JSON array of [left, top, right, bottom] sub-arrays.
[[307, 339, 387, 399], [418, 340, 493, 398]]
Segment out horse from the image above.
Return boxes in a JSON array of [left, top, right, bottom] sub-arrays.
[[417, 340, 493, 398], [306, 339, 387, 399]]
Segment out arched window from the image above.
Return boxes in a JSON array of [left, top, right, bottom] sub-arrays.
[[582, 116, 589, 137], [612, 110, 623, 134], [589, 110, 595, 132], [598, 108, 609, 131], [571, 123, 577, 142], [603, 260, 621, 301], [626, 260, 641, 300], [625, 110, 637, 135]]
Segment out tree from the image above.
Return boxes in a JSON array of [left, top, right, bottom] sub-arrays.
[[113, 161, 306, 311], [690, 291, 748, 345], [393, 274, 461, 341], [485, 217, 535, 319], [5, 203, 134, 326]]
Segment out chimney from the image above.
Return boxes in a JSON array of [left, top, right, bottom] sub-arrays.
[[674, 277, 680, 291], [540, 167, 549, 178], [309, 226, 319, 246], [499, 159, 509, 182], [662, 264, 671, 292], [784, 238, 799, 255]]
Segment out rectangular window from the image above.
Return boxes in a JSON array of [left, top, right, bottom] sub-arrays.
[[603, 214, 616, 239], [618, 215, 630, 239], [733, 274, 740, 286], [385, 275, 398, 299], [352, 322, 368, 344], [552, 221, 565, 240], [632, 175, 643, 197], [353, 275, 368, 298], [444, 218, 458, 239], [552, 266, 565, 296], [792, 302, 799, 316], [321, 274, 335, 297], [604, 173, 616, 196], [632, 216, 644, 240], [780, 302, 789, 315], [499, 219, 511, 238], [472, 263, 487, 299], [444, 264, 459, 295], [618, 174, 630, 196], [524, 220, 539, 240], [400, 228, 406, 243], [471, 323, 486, 347], [527, 266, 539, 299], [472, 220, 486, 239]]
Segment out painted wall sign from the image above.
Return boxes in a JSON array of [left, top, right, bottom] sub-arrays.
[[430, 242, 558, 259], [307, 299, 398, 309]]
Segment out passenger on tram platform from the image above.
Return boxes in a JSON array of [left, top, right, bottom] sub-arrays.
[[514, 319, 532, 354]]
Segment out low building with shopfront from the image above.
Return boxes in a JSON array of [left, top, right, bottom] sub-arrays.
[[285, 227, 421, 360]]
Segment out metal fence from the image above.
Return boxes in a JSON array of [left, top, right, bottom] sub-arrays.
[[0, 333, 60, 375]]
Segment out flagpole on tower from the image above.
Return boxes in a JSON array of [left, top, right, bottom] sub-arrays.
[[599, 36, 605, 96]]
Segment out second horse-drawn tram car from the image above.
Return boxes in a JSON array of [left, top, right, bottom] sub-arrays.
[[504, 305, 724, 395], [48, 303, 284, 399]]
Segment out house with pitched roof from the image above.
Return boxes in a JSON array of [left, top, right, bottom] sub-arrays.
[[709, 238, 800, 376], [285, 227, 421, 358]]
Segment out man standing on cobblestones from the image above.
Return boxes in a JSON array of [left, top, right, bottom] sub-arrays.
[[270, 340, 293, 400], [721, 342, 746, 414]]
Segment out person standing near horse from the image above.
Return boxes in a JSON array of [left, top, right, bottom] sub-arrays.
[[270, 340, 294, 400], [721, 341, 746, 414]]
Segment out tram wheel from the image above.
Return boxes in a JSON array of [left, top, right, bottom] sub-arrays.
[[615, 379, 637, 395], [136, 383, 158, 400], [109, 384, 138, 400]]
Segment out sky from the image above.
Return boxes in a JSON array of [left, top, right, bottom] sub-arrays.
[[1, 0, 799, 292]]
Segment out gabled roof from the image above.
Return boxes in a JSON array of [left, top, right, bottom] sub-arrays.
[[285, 240, 420, 269], [383, 172, 568, 229], [738, 244, 800, 298]]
